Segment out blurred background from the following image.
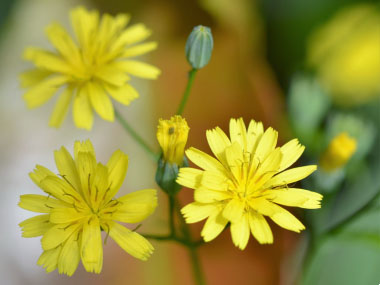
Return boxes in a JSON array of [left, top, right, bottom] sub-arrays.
[[0, 0, 379, 284]]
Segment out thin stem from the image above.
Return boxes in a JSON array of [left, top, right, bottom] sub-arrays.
[[174, 196, 206, 285], [169, 195, 176, 237], [176, 69, 198, 115], [114, 109, 159, 161]]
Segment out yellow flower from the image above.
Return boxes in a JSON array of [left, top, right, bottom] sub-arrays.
[[19, 140, 157, 276], [157, 115, 190, 165], [21, 6, 160, 130], [320, 132, 357, 172], [177, 118, 322, 249], [307, 4, 380, 106]]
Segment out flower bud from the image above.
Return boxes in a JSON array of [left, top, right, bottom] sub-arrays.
[[156, 116, 190, 194], [185, 25, 213, 69], [320, 132, 357, 172]]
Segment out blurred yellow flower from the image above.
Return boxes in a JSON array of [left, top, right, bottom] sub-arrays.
[[177, 118, 321, 249], [157, 115, 190, 165], [320, 132, 357, 172], [21, 6, 160, 130], [307, 4, 380, 106], [19, 140, 157, 276]]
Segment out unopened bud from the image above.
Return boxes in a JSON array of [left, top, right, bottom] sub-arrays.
[[185, 25, 213, 69]]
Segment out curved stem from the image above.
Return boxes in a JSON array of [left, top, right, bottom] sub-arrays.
[[114, 109, 159, 161], [176, 69, 198, 115]]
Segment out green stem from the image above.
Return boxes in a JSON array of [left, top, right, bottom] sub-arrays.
[[114, 109, 159, 161], [176, 69, 198, 115], [169, 195, 176, 237], [174, 196, 206, 285]]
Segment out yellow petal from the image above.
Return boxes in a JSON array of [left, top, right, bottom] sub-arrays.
[[50, 208, 86, 224], [20, 69, 51, 88], [248, 211, 273, 244], [81, 217, 103, 273], [73, 87, 93, 130], [104, 83, 139, 105], [23, 47, 71, 73], [194, 188, 230, 203], [76, 152, 97, 202], [251, 199, 305, 232], [229, 118, 248, 151], [105, 150, 129, 203], [254, 127, 278, 163], [222, 198, 244, 223], [201, 210, 228, 242], [206, 127, 231, 166], [230, 213, 250, 250], [185, 147, 227, 175], [74, 140, 95, 160], [279, 139, 305, 172], [108, 221, 154, 261], [58, 232, 81, 276], [181, 202, 218, 223], [112, 189, 157, 223], [37, 247, 62, 273], [19, 214, 51, 237], [29, 164, 56, 187], [225, 142, 244, 181], [41, 223, 81, 251], [87, 82, 114, 121], [54, 146, 81, 193], [49, 86, 74, 128], [110, 24, 152, 54], [247, 120, 264, 154], [23, 76, 67, 109], [200, 170, 229, 191], [45, 22, 81, 64], [121, 42, 158, 57], [94, 63, 130, 86], [265, 188, 323, 209], [266, 165, 317, 188], [176, 167, 203, 189], [40, 176, 83, 204], [19, 194, 68, 213], [116, 60, 160, 79], [89, 163, 109, 210]]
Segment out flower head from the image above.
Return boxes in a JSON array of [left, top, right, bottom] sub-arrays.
[[19, 140, 157, 276], [320, 132, 357, 172], [157, 115, 190, 165], [177, 118, 322, 249], [21, 6, 160, 130]]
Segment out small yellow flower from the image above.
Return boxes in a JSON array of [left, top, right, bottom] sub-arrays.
[[320, 132, 357, 172], [157, 115, 190, 165], [19, 140, 157, 276], [177, 118, 322, 249], [307, 4, 380, 106], [21, 6, 160, 130]]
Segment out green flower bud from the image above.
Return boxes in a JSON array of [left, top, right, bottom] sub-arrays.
[[185, 25, 213, 69], [155, 156, 188, 195]]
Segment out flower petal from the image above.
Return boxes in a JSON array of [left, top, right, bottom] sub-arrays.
[[194, 188, 230, 204], [222, 198, 244, 223], [206, 127, 231, 166], [29, 164, 56, 187], [176, 167, 203, 189], [201, 210, 229, 242], [185, 147, 227, 175], [58, 231, 81, 276], [104, 83, 139, 105], [279, 139, 305, 172], [23, 76, 67, 109], [81, 217, 103, 273], [181, 202, 218, 223], [105, 149, 129, 202], [87, 82, 114, 121], [121, 41, 157, 58], [248, 211, 273, 244], [23, 47, 71, 73], [19, 194, 68, 213], [73, 87, 93, 130], [37, 247, 62, 273], [265, 188, 323, 209], [230, 213, 250, 250], [41, 223, 81, 251], [49, 86, 74, 128], [19, 214, 51, 238], [50, 208, 87, 224], [266, 165, 317, 188], [20, 69, 51, 88], [229, 118, 247, 151], [247, 120, 264, 154], [54, 146, 81, 193], [108, 221, 154, 261], [254, 127, 278, 163], [116, 60, 160, 79]]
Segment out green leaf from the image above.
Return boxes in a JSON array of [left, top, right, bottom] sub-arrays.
[[302, 236, 380, 285]]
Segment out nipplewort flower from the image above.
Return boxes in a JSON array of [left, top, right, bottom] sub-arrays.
[[21, 6, 160, 130], [19, 140, 157, 275], [177, 118, 322, 249]]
